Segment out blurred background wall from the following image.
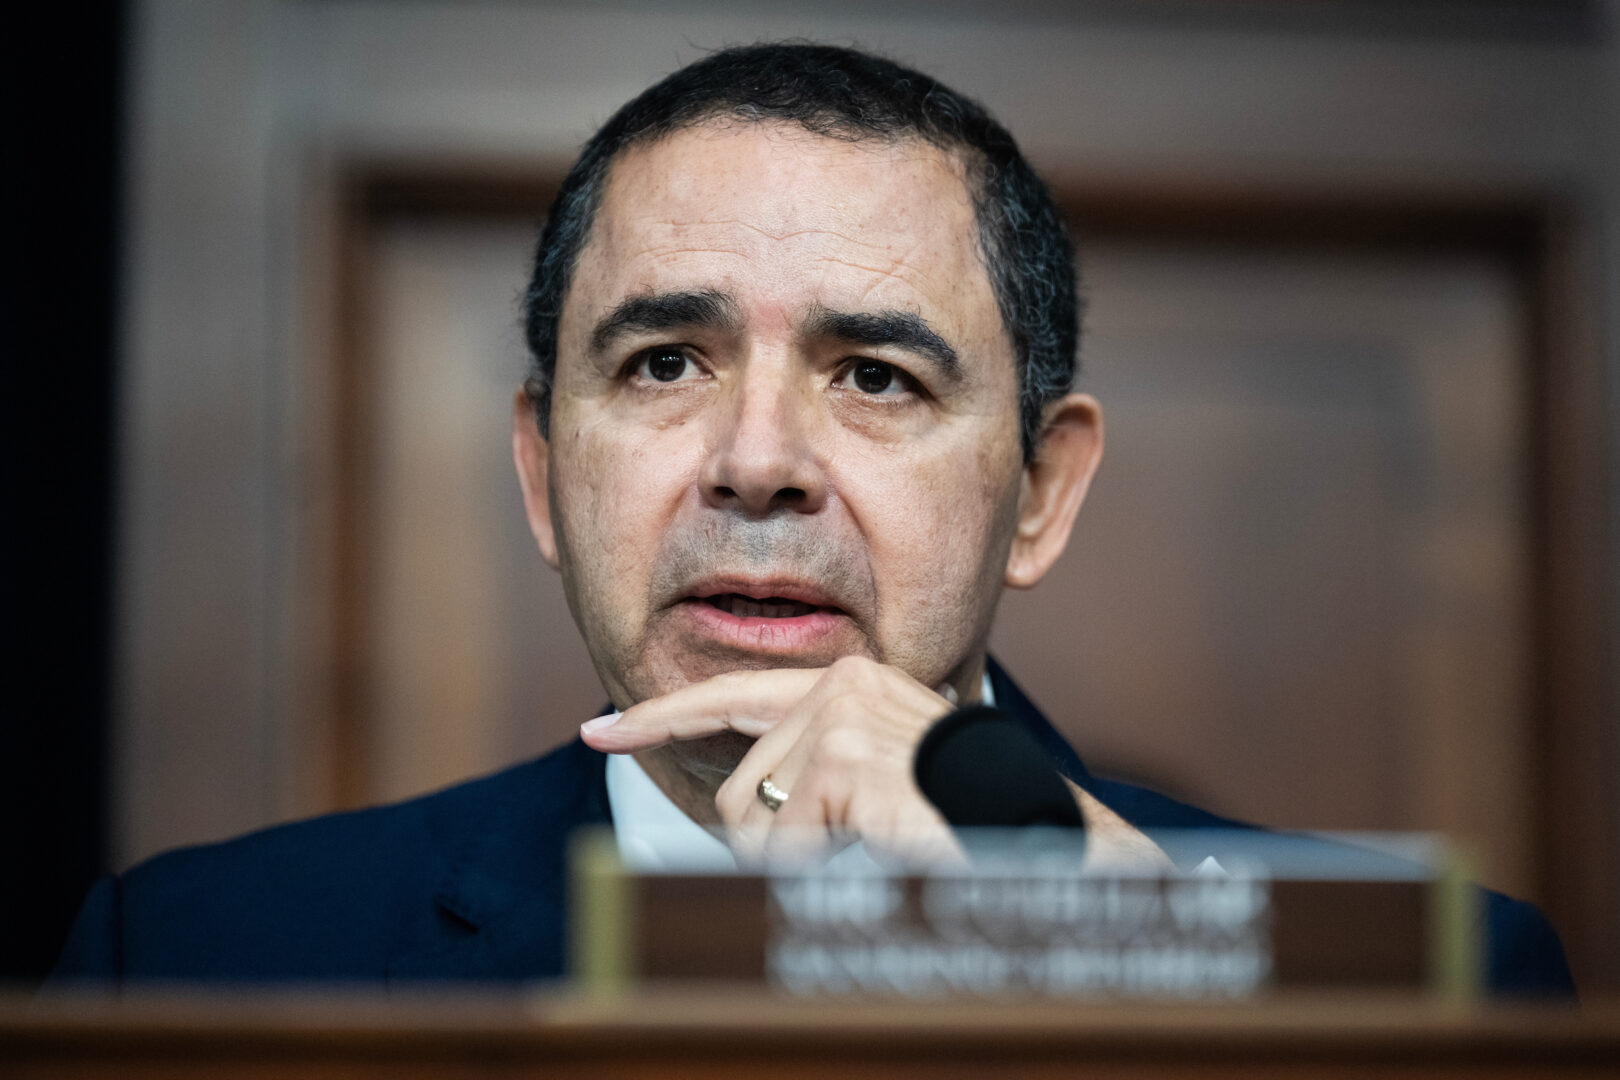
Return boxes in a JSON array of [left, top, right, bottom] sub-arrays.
[[6, 0, 1617, 990]]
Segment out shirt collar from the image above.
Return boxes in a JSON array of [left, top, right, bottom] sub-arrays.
[[604, 752, 734, 870]]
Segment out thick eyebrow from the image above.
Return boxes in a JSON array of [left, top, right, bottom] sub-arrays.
[[588, 289, 741, 355], [804, 306, 962, 382]]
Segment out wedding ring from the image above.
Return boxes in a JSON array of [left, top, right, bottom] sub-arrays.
[[757, 776, 789, 812]]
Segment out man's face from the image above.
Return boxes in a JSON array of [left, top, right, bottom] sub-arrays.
[[530, 121, 1026, 722]]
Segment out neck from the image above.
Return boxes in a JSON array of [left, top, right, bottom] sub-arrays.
[[633, 746, 728, 827]]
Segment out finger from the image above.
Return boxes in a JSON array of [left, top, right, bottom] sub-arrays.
[[751, 689, 885, 858], [759, 740, 959, 870], [731, 664, 953, 863], [737, 689, 882, 863], [759, 770, 850, 867], [580, 667, 824, 752], [715, 666, 871, 853], [717, 704, 821, 863], [862, 797, 967, 871]]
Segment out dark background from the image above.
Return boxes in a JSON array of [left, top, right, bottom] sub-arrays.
[[2, 1, 122, 982]]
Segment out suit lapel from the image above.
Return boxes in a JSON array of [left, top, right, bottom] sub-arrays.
[[987, 654, 1093, 783], [987, 655, 1252, 863], [387, 739, 612, 984]]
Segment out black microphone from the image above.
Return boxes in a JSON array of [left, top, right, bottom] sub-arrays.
[[914, 705, 1086, 835]]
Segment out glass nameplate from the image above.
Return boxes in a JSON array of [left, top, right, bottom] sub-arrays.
[[571, 829, 1476, 1001]]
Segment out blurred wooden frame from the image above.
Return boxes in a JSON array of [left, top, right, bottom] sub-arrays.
[[324, 163, 1613, 989]]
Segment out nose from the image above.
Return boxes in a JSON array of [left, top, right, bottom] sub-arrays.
[[700, 367, 827, 516]]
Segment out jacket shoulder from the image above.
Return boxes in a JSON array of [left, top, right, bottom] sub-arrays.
[[50, 744, 595, 983], [1483, 889, 1577, 997]]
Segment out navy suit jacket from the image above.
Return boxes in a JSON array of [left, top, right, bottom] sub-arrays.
[[50, 660, 1574, 995]]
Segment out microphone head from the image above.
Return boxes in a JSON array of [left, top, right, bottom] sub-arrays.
[[913, 705, 1086, 831]]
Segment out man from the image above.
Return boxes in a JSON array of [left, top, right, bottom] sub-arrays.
[[51, 43, 1572, 994]]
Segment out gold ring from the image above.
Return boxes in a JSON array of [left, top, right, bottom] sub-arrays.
[[757, 776, 789, 812]]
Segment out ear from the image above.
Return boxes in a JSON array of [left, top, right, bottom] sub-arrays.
[[1004, 393, 1104, 589], [512, 388, 561, 570]]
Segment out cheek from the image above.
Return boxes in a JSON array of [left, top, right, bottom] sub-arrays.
[[552, 414, 699, 580], [858, 444, 1015, 608]]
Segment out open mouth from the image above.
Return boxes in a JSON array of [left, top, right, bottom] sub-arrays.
[[699, 593, 832, 619], [677, 583, 852, 653]]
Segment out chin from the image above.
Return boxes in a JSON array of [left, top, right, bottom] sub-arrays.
[[668, 730, 756, 780]]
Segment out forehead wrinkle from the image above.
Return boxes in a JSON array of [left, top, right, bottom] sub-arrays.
[[818, 255, 945, 306], [581, 125, 991, 351], [640, 219, 903, 264], [678, 217, 901, 254], [642, 245, 754, 263]]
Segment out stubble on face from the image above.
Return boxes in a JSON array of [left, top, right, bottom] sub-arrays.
[[541, 121, 1027, 783], [648, 513, 876, 659]]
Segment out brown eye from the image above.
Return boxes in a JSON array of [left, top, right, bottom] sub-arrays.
[[639, 349, 691, 382], [851, 361, 894, 394]]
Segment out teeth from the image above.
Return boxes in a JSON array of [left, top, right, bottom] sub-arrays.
[[710, 594, 817, 618]]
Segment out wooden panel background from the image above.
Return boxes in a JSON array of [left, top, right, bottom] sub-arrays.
[[324, 174, 1584, 923], [105, 0, 1618, 1007]]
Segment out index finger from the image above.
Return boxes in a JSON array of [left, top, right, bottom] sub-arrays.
[[580, 667, 826, 753]]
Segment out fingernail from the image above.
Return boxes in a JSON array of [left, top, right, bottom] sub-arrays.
[[581, 711, 621, 734]]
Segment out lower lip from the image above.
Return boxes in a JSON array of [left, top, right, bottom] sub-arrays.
[[675, 598, 851, 654]]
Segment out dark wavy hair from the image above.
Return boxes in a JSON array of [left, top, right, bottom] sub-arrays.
[[522, 43, 1078, 461]]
